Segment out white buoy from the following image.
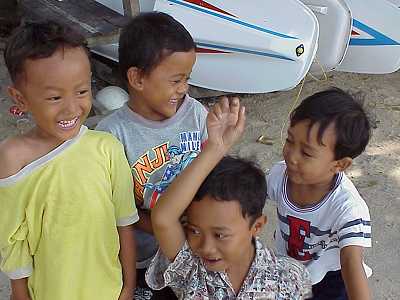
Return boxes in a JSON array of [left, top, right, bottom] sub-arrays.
[[94, 86, 129, 115]]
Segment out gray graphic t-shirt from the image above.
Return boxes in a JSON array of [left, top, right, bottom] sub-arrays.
[[96, 95, 208, 267]]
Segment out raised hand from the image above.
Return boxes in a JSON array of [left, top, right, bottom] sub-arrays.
[[206, 96, 246, 152]]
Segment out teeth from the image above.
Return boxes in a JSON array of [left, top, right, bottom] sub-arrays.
[[58, 117, 78, 128]]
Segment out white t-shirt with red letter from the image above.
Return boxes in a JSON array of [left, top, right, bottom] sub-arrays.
[[267, 161, 372, 285]]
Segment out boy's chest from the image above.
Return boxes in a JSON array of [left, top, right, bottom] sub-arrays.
[[126, 129, 203, 208]]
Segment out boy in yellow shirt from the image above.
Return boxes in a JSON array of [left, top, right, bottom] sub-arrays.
[[0, 21, 138, 300]]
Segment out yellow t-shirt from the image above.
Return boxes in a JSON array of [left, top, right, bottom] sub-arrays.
[[0, 126, 138, 300]]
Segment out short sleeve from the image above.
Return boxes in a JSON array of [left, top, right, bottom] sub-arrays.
[[191, 98, 208, 145], [0, 220, 33, 279], [109, 139, 139, 227], [335, 201, 372, 249], [199, 106, 208, 144], [145, 241, 197, 291], [266, 162, 286, 203]]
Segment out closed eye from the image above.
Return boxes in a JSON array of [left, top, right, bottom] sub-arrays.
[[46, 96, 61, 101], [285, 138, 293, 144], [77, 90, 89, 96], [215, 233, 227, 240], [186, 226, 201, 235]]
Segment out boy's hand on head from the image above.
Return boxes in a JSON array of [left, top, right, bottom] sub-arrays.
[[207, 96, 245, 152]]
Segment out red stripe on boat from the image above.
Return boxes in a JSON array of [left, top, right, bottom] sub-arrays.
[[196, 47, 229, 54], [184, 0, 236, 17], [351, 30, 360, 36]]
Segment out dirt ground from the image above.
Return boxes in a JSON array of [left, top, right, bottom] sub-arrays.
[[0, 46, 399, 299]]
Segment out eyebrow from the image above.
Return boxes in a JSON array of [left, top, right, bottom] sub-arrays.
[[301, 142, 319, 152], [43, 80, 90, 91], [186, 222, 231, 232], [170, 74, 188, 79], [211, 226, 231, 232], [287, 129, 321, 152]]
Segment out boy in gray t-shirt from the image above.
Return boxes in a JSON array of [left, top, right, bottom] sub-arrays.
[[96, 12, 207, 299]]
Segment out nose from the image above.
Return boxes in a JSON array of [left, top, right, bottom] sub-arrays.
[[198, 235, 216, 257], [284, 144, 298, 166], [64, 96, 81, 116]]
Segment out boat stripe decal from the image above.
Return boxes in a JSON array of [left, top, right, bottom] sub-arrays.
[[183, 0, 236, 17], [196, 42, 295, 61], [167, 0, 298, 40], [350, 19, 400, 46], [196, 47, 229, 54]]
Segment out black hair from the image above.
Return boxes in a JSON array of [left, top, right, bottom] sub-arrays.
[[118, 12, 195, 82], [4, 20, 88, 83], [194, 156, 267, 227], [290, 88, 371, 159]]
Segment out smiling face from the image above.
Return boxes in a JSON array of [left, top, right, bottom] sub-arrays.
[[129, 50, 196, 121], [185, 195, 265, 273], [283, 119, 339, 187], [9, 46, 92, 143]]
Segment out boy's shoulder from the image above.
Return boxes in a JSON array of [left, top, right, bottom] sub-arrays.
[[95, 106, 130, 132], [83, 128, 123, 148], [266, 161, 286, 185], [331, 172, 370, 211], [269, 161, 286, 174], [252, 238, 312, 298], [0, 135, 29, 179], [186, 95, 208, 114]]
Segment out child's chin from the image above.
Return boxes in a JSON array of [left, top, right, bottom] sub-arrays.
[[203, 260, 225, 272]]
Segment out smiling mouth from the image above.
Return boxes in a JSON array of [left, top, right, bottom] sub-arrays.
[[169, 99, 178, 105], [203, 257, 222, 265], [58, 117, 79, 129]]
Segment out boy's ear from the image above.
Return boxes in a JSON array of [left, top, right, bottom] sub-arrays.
[[7, 86, 29, 112], [127, 67, 145, 91], [251, 215, 267, 236], [333, 157, 352, 173]]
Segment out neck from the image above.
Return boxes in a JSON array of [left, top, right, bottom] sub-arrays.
[[288, 177, 336, 207], [226, 242, 255, 294], [29, 127, 68, 147]]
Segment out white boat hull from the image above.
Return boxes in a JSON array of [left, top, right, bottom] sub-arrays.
[[154, 0, 319, 93], [302, 0, 352, 73], [337, 0, 400, 74]]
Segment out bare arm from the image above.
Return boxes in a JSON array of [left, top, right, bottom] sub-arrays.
[[10, 278, 31, 300], [117, 225, 136, 300], [134, 209, 153, 234], [340, 245, 371, 300], [151, 97, 245, 261]]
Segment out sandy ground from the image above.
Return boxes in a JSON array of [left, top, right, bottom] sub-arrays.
[[0, 47, 399, 299]]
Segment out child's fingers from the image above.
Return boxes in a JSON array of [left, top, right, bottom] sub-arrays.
[[212, 101, 223, 120], [236, 106, 246, 133], [229, 97, 240, 115], [219, 96, 230, 114]]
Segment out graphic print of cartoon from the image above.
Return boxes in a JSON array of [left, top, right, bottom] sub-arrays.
[[145, 145, 198, 208]]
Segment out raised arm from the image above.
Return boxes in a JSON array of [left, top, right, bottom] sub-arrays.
[[340, 245, 371, 300], [151, 97, 245, 260]]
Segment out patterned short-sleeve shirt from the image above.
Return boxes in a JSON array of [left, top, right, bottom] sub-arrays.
[[145, 237, 312, 300]]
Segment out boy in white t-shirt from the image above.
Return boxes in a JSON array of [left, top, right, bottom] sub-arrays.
[[267, 88, 372, 300]]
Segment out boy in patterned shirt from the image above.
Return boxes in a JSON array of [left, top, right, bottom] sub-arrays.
[[146, 97, 312, 299]]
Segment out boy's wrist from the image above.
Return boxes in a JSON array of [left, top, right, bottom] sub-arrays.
[[203, 142, 230, 158]]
